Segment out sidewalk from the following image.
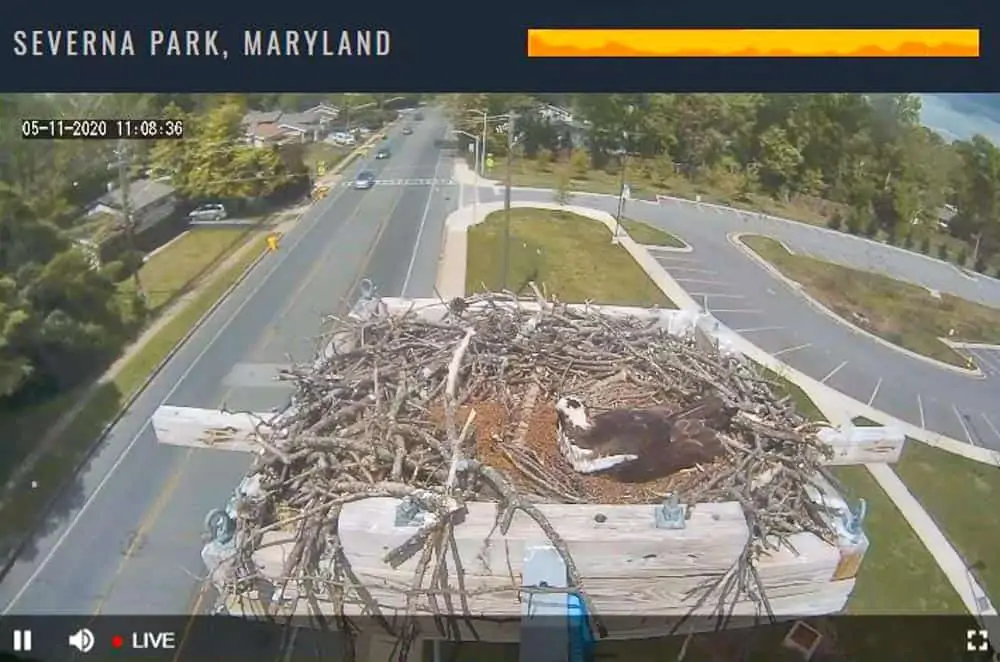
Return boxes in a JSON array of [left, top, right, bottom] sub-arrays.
[[442, 160, 997, 623]]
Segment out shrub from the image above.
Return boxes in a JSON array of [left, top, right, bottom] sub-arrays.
[[937, 243, 949, 260], [902, 233, 914, 249], [845, 215, 862, 235], [974, 255, 987, 272], [568, 149, 590, 177], [920, 236, 932, 254], [536, 148, 553, 169], [957, 248, 969, 266], [826, 213, 843, 231]]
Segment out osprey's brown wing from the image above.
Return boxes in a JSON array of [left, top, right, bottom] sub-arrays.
[[664, 395, 730, 465]]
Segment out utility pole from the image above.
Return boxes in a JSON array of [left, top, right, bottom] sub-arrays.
[[501, 112, 516, 290], [615, 141, 629, 242], [112, 139, 144, 297]]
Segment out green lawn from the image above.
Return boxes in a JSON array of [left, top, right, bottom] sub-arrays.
[[302, 142, 350, 175], [620, 218, 686, 248], [0, 234, 268, 552], [136, 227, 255, 311], [466, 208, 675, 308], [759, 366, 966, 615], [741, 234, 1000, 368]]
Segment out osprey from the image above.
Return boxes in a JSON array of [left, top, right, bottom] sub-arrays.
[[555, 394, 734, 482]]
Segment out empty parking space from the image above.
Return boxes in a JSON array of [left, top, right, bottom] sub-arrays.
[[968, 347, 1000, 378], [822, 363, 877, 404]]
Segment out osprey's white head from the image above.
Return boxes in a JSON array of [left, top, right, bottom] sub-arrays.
[[555, 395, 592, 431]]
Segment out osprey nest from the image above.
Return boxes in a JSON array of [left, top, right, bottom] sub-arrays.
[[221, 291, 844, 644]]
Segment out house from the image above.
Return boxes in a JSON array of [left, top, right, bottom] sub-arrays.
[[90, 179, 178, 235], [243, 107, 337, 147]]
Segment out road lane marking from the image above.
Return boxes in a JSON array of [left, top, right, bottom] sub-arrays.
[[867, 377, 882, 406], [772, 343, 812, 357], [1, 129, 420, 615], [917, 394, 926, 428], [821, 361, 847, 384], [402, 148, 446, 296], [952, 404, 977, 446], [733, 325, 783, 334], [980, 413, 1000, 443]]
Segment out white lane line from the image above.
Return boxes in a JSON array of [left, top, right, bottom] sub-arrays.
[[673, 278, 730, 285], [917, 393, 926, 428], [710, 309, 761, 314], [952, 404, 977, 446], [688, 292, 744, 299], [401, 149, 445, 297], [772, 342, 812, 357], [867, 377, 883, 406], [734, 325, 783, 334], [1, 140, 391, 614], [974, 350, 1000, 375], [821, 361, 848, 384], [665, 267, 716, 274], [980, 413, 1000, 443]]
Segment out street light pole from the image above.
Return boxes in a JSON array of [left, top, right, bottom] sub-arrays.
[[615, 142, 628, 242], [502, 112, 516, 291], [112, 139, 144, 297]]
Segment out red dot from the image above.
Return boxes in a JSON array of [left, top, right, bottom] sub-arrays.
[[111, 635, 124, 649]]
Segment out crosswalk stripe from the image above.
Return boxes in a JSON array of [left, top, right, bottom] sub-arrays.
[[341, 178, 455, 187]]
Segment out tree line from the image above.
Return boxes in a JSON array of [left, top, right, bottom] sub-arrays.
[[450, 93, 1000, 271], [0, 92, 405, 405]]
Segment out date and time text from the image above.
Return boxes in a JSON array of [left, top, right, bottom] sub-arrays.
[[21, 118, 184, 140]]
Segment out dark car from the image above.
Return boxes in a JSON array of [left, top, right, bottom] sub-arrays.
[[414, 112, 424, 121], [375, 147, 391, 159], [352, 170, 376, 190], [402, 127, 413, 135]]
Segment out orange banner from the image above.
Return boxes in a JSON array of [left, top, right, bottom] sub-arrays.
[[526, 29, 980, 58]]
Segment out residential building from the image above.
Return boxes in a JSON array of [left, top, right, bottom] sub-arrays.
[[243, 105, 339, 147], [90, 179, 178, 235]]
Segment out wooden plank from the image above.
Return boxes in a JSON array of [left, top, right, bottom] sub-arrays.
[[152, 405, 276, 452], [520, 545, 569, 662], [223, 580, 855, 642], [819, 425, 904, 465]]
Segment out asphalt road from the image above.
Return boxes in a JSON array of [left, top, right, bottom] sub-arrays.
[[0, 109, 458, 628], [493, 186, 1000, 451]]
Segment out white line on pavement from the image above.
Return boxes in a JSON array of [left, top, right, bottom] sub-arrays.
[[772, 343, 812, 357], [665, 267, 716, 274], [867, 377, 882, 406], [688, 292, 744, 299], [401, 151, 445, 296], [734, 325, 783, 334], [710, 309, 762, 314], [980, 413, 1000, 443], [821, 361, 848, 384], [952, 404, 977, 446], [673, 278, 730, 285], [917, 393, 926, 428]]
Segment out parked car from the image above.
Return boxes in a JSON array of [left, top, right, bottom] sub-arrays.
[[188, 203, 227, 221], [352, 171, 376, 190], [375, 147, 391, 160], [402, 127, 413, 135], [414, 112, 424, 121]]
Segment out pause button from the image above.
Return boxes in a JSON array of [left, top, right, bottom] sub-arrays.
[[13, 629, 32, 652]]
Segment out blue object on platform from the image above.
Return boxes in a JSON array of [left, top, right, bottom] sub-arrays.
[[654, 493, 686, 529], [567, 593, 595, 662]]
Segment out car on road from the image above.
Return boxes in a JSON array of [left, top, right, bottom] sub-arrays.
[[188, 203, 227, 221], [375, 147, 391, 160], [414, 112, 424, 121], [402, 127, 413, 135], [352, 171, 376, 190]]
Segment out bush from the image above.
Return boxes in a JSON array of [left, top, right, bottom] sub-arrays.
[[957, 248, 969, 266], [536, 148, 553, 169], [568, 149, 590, 177], [937, 243, 950, 260], [860, 221, 877, 238], [902, 233, 914, 249], [845, 215, 862, 235], [920, 236, 932, 254], [974, 255, 987, 272], [826, 213, 843, 231]]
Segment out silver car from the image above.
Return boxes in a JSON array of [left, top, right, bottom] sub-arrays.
[[352, 171, 376, 190], [188, 203, 227, 221]]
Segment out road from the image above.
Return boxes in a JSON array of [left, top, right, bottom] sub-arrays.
[[0, 108, 458, 630], [490, 185, 1000, 451]]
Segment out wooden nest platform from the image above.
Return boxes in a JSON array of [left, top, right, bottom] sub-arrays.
[[154, 292, 900, 654]]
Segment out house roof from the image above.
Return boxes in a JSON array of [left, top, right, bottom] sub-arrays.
[[98, 179, 175, 211]]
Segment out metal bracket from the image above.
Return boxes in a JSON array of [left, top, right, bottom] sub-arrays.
[[842, 498, 867, 538], [205, 508, 236, 545], [654, 493, 686, 529], [394, 496, 426, 527]]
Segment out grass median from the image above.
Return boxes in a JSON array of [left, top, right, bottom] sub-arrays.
[[619, 218, 687, 248], [741, 234, 1000, 368], [0, 231, 268, 549], [465, 208, 676, 308]]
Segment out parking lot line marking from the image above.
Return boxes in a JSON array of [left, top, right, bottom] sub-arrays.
[[665, 266, 717, 274], [688, 292, 744, 299], [772, 342, 811, 357], [917, 394, 926, 428], [952, 404, 977, 445], [710, 309, 762, 314], [734, 325, 783, 334], [867, 377, 882, 406], [980, 413, 1000, 443], [673, 278, 730, 285], [821, 361, 847, 384]]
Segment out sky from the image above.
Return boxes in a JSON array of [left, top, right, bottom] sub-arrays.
[[918, 94, 1000, 144]]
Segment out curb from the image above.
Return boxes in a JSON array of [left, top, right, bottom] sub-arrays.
[[0, 242, 271, 584], [729, 231, 984, 378]]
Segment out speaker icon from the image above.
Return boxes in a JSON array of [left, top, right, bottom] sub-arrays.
[[68, 628, 95, 653]]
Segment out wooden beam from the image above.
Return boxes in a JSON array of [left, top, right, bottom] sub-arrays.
[[818, 425, 904, 465], [151, 405, 276, 452]]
